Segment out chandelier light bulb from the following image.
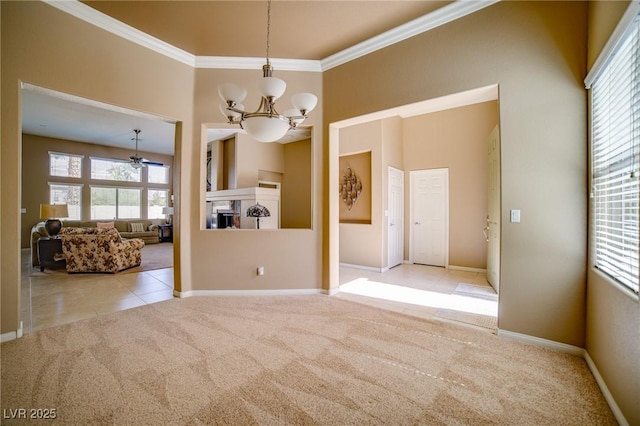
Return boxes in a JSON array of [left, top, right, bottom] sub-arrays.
[[291, 93, 318, 115], [218, 83, 247, 104]]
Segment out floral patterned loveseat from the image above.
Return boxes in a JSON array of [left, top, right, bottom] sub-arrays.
[[59, 227, 145, 273]]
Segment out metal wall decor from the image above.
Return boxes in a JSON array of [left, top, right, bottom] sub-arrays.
[[340, 167, 363, 210]]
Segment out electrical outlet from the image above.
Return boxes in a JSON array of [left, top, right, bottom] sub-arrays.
[[257, 266, 265, 276]]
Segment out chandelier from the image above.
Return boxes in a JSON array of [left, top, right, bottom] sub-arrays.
[[218, 0, 317, 143]]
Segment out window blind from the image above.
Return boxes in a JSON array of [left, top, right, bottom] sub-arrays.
[[591, 12, 640, 294]]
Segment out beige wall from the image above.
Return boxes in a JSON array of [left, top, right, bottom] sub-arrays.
[[403, 101, 498, 269], [21, 134, 174, 248], [193, 67, 322, 291], [282, 140, 312, 229], [587, 1, 631, 69], [235, 132, 284, 188], [586, 2, 640, 424], [324, 1, 588, 346], [1, 1, 195, 334], [339, 122, 382, 268]]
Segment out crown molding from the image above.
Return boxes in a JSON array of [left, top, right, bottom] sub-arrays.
[[195, 56, 322, 72], [321, 0, 500, 71], [44, 0, 499, 73]]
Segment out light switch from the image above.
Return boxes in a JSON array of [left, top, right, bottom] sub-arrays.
[[510, 209, 521, 223]]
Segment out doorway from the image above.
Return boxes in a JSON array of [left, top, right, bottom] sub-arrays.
[[20, 84, 178, 333], [325, 84, 499, 294], [410, 168, 449, 267], [388, 167, 404, 269], [486, 125, 501, 292]]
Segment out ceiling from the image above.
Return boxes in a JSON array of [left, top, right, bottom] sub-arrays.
[[81, 1, 451, 60], [22, 1, 464, 155]]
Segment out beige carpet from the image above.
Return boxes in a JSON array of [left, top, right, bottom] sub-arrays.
[[1, 295, 615, 425]]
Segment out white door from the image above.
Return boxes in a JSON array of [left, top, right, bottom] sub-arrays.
[[388, 167, 404, 268], [486, 125, 501, 292], [410, 169, 448, 267]]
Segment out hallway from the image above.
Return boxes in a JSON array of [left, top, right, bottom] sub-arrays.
[[336, 264, 498, 332]]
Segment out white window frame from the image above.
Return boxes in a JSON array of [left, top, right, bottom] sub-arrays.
[[49, 182, 83, 220], [90, 157, 141, 182], [90, 185, 142, 220], [49, 151, 83, 178], [148, 164, 170, 184], [587, 3, 640, 296], [147, 188, 169, 219]]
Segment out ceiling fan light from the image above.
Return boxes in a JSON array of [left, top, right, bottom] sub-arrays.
[[291, 93, 317, 115], [218, 83, 247, 104], [258, 77, 286, 100], [243, 116, 291, 143], [131, 161, 143, 169]]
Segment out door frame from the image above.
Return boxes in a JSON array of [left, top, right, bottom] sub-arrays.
[[409, 168, 449, 267], [387, 166, 404, 269]]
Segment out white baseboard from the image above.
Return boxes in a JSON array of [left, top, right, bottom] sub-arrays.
[[583, 351, 629, 426], [448, 265, 488, 273], [498, 329, 629, 426], [497, 328, 585, 356], [174, 288, 324, 298], [339, 263, 385, 272], [1, 321, 23, 343], [324, 287, 341, 296]]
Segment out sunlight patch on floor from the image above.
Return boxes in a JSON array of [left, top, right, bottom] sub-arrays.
[[340, 278, 497, 317]]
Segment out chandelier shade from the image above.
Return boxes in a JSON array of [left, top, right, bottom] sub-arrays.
[[258, 77, 287, 100], [217, 0, 317, 143], [218, 83, 247, 104], [291, 93, 318, 115], [242, 116, 291, 143]]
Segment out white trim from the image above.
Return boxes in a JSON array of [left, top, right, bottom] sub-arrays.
[[324, 287, 341, 296], [498, 329, 630, 426], [339, 263, 386, 273], [496, 329, 585, 357], [449, 265, 487, 273], [584, 1, 640, 88], [174, 288, 323, 298], [22, 82, 177, 125], [195, 56, 322, 72], [44, 0, 499, 73], [584, 352, 630, 426], [320, 0, 500, 71], [43, 0, 196, 67], [1, 321, 23, 343]]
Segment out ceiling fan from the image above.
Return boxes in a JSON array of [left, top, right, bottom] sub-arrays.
[[129, 129, 163, 169]]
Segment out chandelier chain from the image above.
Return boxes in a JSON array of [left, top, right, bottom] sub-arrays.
[[266, 0, 271, 66]]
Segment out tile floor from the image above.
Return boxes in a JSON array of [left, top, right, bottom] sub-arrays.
[[21, 247, 496, 334], [336, 263, 498, 331], [21, 249, 174, 333]]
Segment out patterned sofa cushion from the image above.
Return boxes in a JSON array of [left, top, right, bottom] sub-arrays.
[[59, 227, 145, 273]]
